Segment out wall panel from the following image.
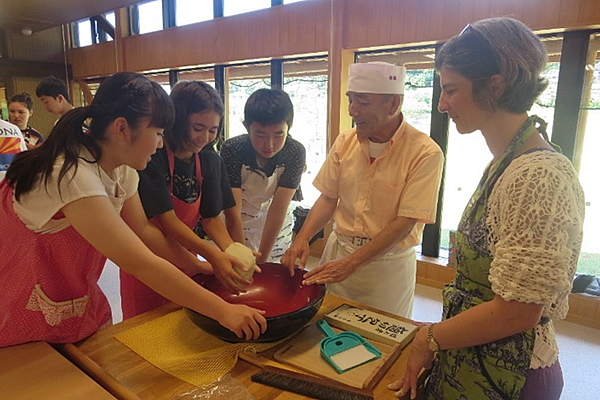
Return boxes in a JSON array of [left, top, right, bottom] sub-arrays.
[[472, 0, 492, 25], [121, 0, 330, 74], [440, 0, 460, 39], [578, 0, 600, 27], [539, 0, 563, 28], [345, 0, 600, 50], [69, 41, 117, 79], [67, 0, 600, 79], [396, 0, 418, 44]]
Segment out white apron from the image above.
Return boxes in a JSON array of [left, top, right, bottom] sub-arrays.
[[240, 165, 293, 262], [319, 231, 416, 318]]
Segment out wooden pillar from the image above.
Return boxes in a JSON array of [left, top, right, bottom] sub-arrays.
[[114, 8, 129, 72], [422, 44, 450, 258], [214, 66, 229, 141], [327, 0, 354, 149], [271, 59, 283, 90], [551, 30, 591, 162]]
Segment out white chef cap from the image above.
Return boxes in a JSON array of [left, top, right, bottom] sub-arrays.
[[347, 62, 405, 95]]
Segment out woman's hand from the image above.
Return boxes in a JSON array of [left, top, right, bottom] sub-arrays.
[[388, 326, 435, 399], [211, 253, 252, 293], [217, 304, 267, 340], [189, 259, 214, 275]]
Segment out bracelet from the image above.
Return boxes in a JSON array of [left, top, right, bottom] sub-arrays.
[[427, 323, 440, 353]]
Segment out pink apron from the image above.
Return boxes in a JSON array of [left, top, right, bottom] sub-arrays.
[[0, 180, 112, 347], [120, 148, 202, 319]]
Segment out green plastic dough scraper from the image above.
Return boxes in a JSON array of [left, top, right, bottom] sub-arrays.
[[316, 319, 381, 373]]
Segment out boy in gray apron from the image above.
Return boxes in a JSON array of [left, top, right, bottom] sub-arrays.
[[221, 89, 305, 263]]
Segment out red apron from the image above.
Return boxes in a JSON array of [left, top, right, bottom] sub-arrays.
[[120, 148, 202, 319], [0, 180, 112, 347]]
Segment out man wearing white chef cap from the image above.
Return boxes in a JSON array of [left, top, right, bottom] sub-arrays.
[[282, 62, 444, 318]]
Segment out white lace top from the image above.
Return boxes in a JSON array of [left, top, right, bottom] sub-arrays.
[[487, 150, 585, 368]]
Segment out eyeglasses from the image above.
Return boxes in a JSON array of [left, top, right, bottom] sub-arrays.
[[460, 23, 489, 45], [459, 23, 473, 36], [458, 22, 499, 72]]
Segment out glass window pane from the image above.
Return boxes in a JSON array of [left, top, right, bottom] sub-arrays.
[[283, 58, 328, 207], [138, 0, 163, 34], [104, 11, 116, 27], [440, 126, 490, 251], [178, 68, 215, 87], [403, 68, 434, 134], [161, 84, 172, 94], [530, 36, 563, 139], [77, 19, 92, 47], [224, 0, 271, 17], [101, 12, 115, 42], [227, 63, 271, 137], [577, 33, 600, 276], [176, 0, 213, 26], [145, 72, 171, 94]]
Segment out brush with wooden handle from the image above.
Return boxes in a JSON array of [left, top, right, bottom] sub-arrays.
[[252, 366, 375, 400], [241, 350, 375, 400]]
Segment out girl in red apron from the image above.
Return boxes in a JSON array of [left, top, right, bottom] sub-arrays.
[[0, 73, 266, 348], [121, 80, 256, 319]]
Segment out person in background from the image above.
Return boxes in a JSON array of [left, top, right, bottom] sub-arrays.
[[8, 92, 44, 149], [221, 89, 305, 263], [0, 72, 266, 348], [281, 62, 444, 318], [36, 75, 74, 117], [122, 80, 255, 319], [388, 17, 585, 400], [0, 118, 26, 181]]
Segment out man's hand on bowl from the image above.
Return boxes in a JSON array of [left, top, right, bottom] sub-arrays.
[[281, 241, 310, 277]]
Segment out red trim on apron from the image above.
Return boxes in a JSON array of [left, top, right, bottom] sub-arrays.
[[120, 146, 202, 319], [0, 180, 111, 347]]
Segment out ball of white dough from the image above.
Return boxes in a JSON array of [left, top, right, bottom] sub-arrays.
[[225, 242, 256, 283]]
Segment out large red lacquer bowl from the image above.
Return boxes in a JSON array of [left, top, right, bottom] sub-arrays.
[[185, 262, 326, 342]]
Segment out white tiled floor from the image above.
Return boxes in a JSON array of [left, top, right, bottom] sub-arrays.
[[100, 258, 600, 399]]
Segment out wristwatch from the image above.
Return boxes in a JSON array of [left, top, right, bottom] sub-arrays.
[[427, 324, 440, 353]]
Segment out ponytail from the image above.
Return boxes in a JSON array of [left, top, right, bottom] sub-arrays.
[[6, 71, 174, 201], [7, 106, 98, 200]]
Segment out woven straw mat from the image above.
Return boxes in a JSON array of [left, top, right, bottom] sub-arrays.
[[115, 309, 283, 387]]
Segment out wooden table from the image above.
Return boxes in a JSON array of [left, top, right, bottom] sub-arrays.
[[0, 341, 117, 400], [74, 294, 414, 399]]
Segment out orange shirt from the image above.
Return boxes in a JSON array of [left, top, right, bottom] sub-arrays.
[[313, 115, 443, 250]]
